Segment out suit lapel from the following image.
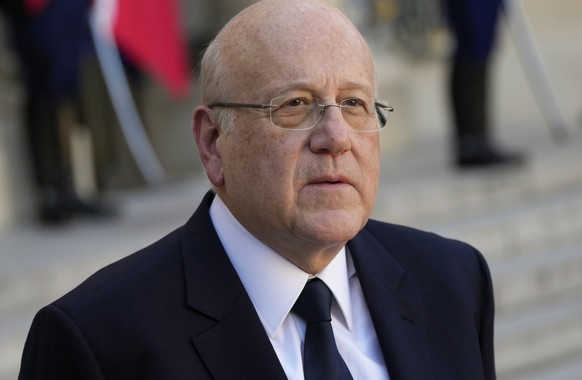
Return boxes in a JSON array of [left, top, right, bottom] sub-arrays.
[[348, 228, 434, 380], [180, 192, 287, 380]]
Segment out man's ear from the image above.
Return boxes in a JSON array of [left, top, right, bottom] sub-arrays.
[[193, 106, 225, 187]]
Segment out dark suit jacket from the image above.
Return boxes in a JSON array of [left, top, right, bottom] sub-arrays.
[[19, 192, 496, 379]]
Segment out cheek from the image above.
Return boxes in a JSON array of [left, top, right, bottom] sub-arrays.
[[223, 131, 300, 193], [356, 136, 381, 195], [220, 132, 257, 195], [258, 137, 301, 190]]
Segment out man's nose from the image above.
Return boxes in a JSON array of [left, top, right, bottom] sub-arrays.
[[309, 105, 351, 154]]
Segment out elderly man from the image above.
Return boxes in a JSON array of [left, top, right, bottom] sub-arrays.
[[19, 1, 495, 379]]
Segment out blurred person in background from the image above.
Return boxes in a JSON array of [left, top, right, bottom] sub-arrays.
[[19, 1, 495, 379], [0, 0, 115, 224], [443, 0, 524, 167]]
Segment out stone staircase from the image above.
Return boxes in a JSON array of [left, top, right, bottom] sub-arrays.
[[373, 130, 582, 379]]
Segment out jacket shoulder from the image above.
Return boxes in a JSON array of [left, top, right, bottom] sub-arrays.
[[363, 219, 484, 266], [359, 219, 493, 301], [51, 224, 189, 315]]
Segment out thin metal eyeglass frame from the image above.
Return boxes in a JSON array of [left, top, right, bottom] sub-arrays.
[[208, 100, 394, 131]]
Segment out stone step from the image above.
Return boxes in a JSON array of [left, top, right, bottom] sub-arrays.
[[374, 135, 582, 229], [0, 245, 131, 380], [495, 290, 582, 378], [499, 350, 582, 380], [377, 171, 548, 228], [0, 312, 33, 379], [430, 184, 582, 262], [491, 240, 582, 313], [0, 179, 209, 308]]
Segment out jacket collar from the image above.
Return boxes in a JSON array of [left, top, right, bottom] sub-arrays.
[[181, 191, 287, 379], [348, 226, 433, 380]]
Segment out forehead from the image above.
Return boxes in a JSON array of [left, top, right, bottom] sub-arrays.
[[221, 1, 376, 99], [258, 50, 375, 100]]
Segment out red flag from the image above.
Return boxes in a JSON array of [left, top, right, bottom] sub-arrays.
[[25, 0, 50, 15], [113, 0, 191, 98]]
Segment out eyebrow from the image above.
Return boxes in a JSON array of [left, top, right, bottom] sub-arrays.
[[341, 81, 374, 92]]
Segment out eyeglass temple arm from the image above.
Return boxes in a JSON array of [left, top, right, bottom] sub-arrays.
[[208, 102, 276, 109], [375, 103, 394, 126]]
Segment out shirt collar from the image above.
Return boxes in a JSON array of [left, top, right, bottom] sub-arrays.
[[209, 195, 353, 337]]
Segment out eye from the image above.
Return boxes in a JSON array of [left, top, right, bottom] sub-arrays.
[[341, 98, 361, 107], [274, 97, 311, 116], [283, 98, 309, 107], [270, 96, 312, 129], [340, 98, 370, 113], [340, 98, 366, 108]]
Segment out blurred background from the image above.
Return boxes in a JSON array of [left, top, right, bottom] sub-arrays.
[[0, 0, 581, 379]]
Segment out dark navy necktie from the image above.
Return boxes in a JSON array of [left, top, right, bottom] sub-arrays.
[[292, 278, 353, 380]]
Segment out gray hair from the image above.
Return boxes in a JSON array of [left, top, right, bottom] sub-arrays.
[[199, 35, 236, 133]]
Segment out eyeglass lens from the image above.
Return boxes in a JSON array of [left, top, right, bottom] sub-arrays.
[[269, 97, 389, 131]]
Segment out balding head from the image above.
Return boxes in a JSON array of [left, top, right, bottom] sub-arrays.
[[200, 0, 374, 107], [193, 0, 381, 273]]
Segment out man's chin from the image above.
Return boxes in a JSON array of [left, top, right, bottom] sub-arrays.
[[297, 209, 366, 243]]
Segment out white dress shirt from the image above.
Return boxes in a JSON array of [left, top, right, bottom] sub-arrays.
[[209, 196, 389, 380]]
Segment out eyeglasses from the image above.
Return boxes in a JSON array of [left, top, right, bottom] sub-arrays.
[[209, 96, 394, 132]]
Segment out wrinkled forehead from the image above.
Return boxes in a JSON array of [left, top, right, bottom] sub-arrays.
[[217, 0, 375, 99]]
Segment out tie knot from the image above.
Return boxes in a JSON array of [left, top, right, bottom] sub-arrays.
[[292, 278, 332, 323]]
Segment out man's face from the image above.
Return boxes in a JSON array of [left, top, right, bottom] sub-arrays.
[[206, 5, 381, 267]]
